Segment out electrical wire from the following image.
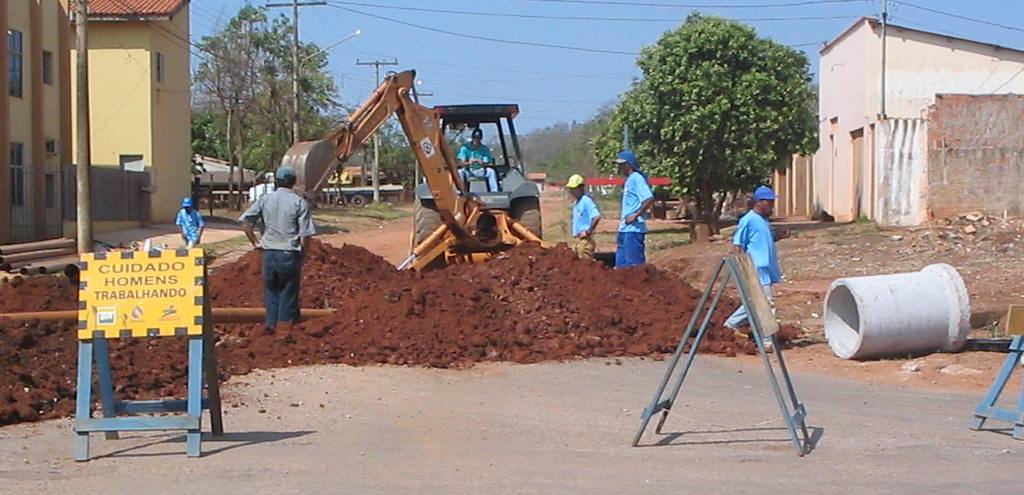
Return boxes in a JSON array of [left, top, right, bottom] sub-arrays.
[[325, 4, 639, 56], [521, 0, 864, 9], [326, 1, 855, 23], [891, 0, 1024, 34]]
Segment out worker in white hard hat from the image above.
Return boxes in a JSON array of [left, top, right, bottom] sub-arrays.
[[566, 174, 601, 260]]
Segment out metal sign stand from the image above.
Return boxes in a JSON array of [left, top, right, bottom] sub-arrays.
[[631, 255, 813, 456], [971, 335, 1024, 439], [74, 249, 224, 461]]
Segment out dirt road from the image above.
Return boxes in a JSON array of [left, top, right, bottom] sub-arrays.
[[2, 358, 1017, 494]]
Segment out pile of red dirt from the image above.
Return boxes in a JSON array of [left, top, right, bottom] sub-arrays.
[[0, 275, 78, 313], [0, 239, 798, 426]]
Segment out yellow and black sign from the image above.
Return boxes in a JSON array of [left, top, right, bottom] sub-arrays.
[[78, 249, 206, 340]]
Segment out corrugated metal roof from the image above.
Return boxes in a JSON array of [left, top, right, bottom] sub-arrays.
[[89, 0, 188, 19]]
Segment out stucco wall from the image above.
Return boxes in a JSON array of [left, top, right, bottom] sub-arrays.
[[814, 22, 872, 221], [927, 94, 1024, 218], [815, 19, 1024, 223], [69, 7, 191, 223], [875, 118, 928, 226], [882, 27, 1024, 119], [149, 9, 191, 223]]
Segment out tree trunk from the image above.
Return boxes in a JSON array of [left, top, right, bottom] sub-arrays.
[[691, 183, 716, 243], [226, 105, 235, 212], [711, 193, 728, 235]]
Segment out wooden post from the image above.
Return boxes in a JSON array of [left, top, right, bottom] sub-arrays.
[[74, 0, 92, 253]]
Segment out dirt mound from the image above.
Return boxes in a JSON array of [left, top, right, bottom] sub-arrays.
[[0, 239, 797, 426], [0, 275, 78, 312]]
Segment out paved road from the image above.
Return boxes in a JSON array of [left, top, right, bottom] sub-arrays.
[[0, 357, 1019, 494]]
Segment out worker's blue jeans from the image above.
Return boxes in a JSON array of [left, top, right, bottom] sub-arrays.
[[263, 249, 302, 328], [615, 232, 646, 268]]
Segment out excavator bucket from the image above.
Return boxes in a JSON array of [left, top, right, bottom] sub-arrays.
[[280, 140, 338, 199]]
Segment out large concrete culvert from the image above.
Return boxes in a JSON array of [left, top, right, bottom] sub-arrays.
[[824, 264, 971, 360]]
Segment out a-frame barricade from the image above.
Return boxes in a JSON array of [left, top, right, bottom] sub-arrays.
[[631, 254, 813, 456], [971, 329, 1024, 439]]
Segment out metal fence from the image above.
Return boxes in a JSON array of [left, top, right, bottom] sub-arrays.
[[62, 165, 151, 223], [9, 162, 63, 242]]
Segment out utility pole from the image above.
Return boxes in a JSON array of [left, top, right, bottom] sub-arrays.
[[356, 58, 398, 203], [267, 1, 325, 144], [880, 0, 888, 119], [75, 0, 92, 253]]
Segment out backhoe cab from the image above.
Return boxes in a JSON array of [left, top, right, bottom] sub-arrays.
[[413, 104, 542, 254]]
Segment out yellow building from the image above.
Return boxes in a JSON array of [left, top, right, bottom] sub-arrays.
[[0, 1, 191, 244], [0, 1, 71, 243], [71, 0, 192, 226]]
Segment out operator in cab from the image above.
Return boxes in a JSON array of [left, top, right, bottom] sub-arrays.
[[457, 127, 499, 192], [239, 166, 317, 333]]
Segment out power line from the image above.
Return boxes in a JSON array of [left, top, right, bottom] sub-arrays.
[[326, 0, 854, 23], [326, 5, 639, 56], [992, 66, 1024, 93], [522, 0, 863, 8], [891, 0, 1024, 34]]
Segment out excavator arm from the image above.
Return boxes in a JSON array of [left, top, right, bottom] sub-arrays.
[[281, 69, 540, 270], [288, 70, 464, 219]]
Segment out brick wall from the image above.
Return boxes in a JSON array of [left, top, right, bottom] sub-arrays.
[[927, 94, 1024, 218]]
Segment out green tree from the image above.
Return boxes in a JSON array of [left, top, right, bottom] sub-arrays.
[[594, 14, 817, 229], [192, 5, 339, 207]]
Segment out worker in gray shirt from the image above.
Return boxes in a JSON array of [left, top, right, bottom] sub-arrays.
[[239, 166, 316, 331]]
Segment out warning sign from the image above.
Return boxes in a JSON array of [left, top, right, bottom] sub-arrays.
[[77, 249, 206, 340]]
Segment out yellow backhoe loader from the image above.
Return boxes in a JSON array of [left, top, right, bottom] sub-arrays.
[[279, 70, 542, 271]]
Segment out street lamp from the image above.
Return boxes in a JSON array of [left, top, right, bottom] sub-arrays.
[[302, 29, 361, 64]]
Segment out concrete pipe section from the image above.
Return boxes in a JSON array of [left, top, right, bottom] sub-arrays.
[[824, 263, 971, 360]]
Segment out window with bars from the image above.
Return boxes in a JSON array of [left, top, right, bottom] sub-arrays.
[[43, 50, 53, 85], [10, 142, 24, 206], [9, 30, 23, 97], [44, 173, 55, 208]]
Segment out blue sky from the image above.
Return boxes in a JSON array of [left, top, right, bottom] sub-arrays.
[[188, 0, 1024, 132]]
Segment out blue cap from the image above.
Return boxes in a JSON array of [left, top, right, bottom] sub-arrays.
[[753, 186, 776, 202], [181, 197, 193, 208], [615, 150, 638, 169], [471, 128, 483, 139], [276, 166, 297, 181]]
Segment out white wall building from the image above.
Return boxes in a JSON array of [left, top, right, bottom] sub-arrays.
[[811, 17, 1024, 224]]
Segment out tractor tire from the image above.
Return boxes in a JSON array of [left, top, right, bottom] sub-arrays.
[[512, 197, 543, 239], [413, 198, 443, 246]]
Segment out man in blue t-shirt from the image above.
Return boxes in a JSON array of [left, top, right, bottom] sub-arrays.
[[725, 186, 790, 346], [457, 128, 498, 192], [614, 150, 654, 268], [566, 174, 601, 260], [175, 197, 205, 248]]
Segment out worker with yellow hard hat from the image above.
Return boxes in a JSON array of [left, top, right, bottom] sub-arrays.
[[566, 174, 601, 260]]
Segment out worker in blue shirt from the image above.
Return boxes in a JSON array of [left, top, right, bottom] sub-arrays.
[[175, 197, 205, 248], [725, 185, 790, 348], [566, 174, 601, 260], [457, 128, 499, 192], [615, 151, 654, 268]]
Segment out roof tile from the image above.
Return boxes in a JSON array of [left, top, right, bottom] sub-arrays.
[[88, 0, 187, 18]]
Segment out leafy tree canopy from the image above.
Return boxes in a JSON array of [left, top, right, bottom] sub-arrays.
[[594, 14, 817, 224]]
